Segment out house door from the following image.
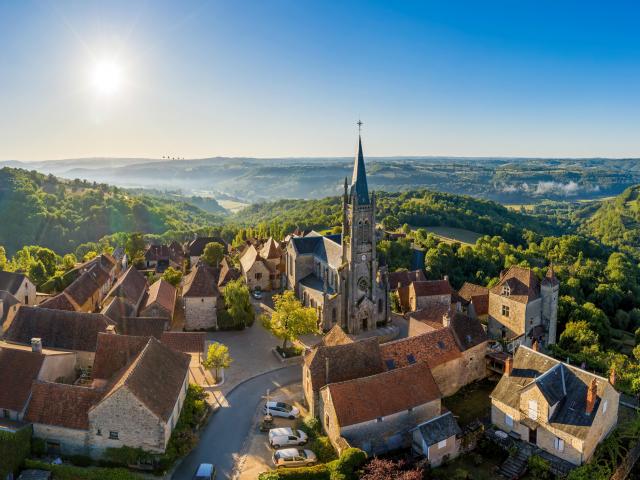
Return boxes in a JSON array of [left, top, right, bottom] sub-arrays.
[[528, 427, 537, 445]]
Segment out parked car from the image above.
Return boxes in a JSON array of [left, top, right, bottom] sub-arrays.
[[268, 427, 308, 448], [263, 401, 300, 419], [272, 448, 317, 468], [252, 288, 263, 299], [193, 463, 216, 480]]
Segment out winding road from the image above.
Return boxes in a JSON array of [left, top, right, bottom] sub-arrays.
[[172, 365, 301, 480]]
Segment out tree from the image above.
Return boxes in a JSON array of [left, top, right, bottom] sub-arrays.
[[222, 279, 254, 328], [162, 266, 183, 287], [559, 321, 599, 353], [202, 342, 232, 382], [83, 251, 98, 262], [383, 215, 400, 231], [261, 290, 318, 349], [62, 253, 77, 271], [0, 246, 6, 270], [126, 233, 146, 260], [28, 260, 47, 286], [202, 242, 224, 267]]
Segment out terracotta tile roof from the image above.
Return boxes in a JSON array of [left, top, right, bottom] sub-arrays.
[[380, 329, 462, 370], [0, 347, 45, 412], [218, 257, 241, 287], [388, 270, 426, 290], [491, 266, 540, 304], [0, 271, 29, 295], [63, 270, 100, 308], [458, 282, 489, 316], [182, 265, 219, 297], [39, 292, 78, 312], [449, 313, 488, 351], [106, 266, 148, 307], [101, 297, 136, 323], [412, 280, 453, 297], [319, 325, 353, 347], [5, 306, 113, 352], [143, 279, 176, 315], [25, 382, 103, 430], [115, 316, 165, 339], [407, 304, 452, 330], [161, 332, 206, 353], [104, 337, 190, 421], [239, 245, 260, 273], [304, 337, 385, 393], [92, 333, 149, 380], [260, 238, 282, 260], [188, 237, 227, 256], [325, 362, 441, 427]]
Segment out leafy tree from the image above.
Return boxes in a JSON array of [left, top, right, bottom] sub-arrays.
[[28, 260, 47, 286], [262, 290, 318, 349], [0, 246, 6, 270], [161, 267, 183, 287], [202, 342, 232, 382], [382, 215, 400, 230], [83, 251, 98, 262], [222, 279, 254, 328], [62, 253, 77, 271], [202, 242, 224, 267], [559, 321, 599, 353], [126, 233, 146, 261]]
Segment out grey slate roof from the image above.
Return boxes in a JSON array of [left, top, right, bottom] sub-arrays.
[[291, 235, 343, 269], [299, 274, 335, 295], [416, 411, 462, 446], [536, 364, 567, 406], [350, 136, 370, 205], [0, 271, 28, 295]]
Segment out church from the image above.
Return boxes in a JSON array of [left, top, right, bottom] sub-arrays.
[[285, 133, 390, 334]]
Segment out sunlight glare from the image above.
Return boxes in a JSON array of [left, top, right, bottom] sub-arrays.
[[90, 60, 123, 96]]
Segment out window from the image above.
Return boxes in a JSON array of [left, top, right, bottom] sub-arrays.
[[528, 400, 538, 420], [501, 285, 510, 297], [554, 437, 564, 452], [438, 439, 447, 449], [385, 359, 396, 370], [407, 354, 416, 364], [109, 431, 119, 440], [376, 417, 383, 423], [25, 295, 29, 304], [502, 305, 510, 317], [255, 272, 262, 280], [505, 414, 513, 427], [603, 400, 608, 414], [325, 414, 330, 428], [378, 298, 383, 314], [96, 429, 102, 436]]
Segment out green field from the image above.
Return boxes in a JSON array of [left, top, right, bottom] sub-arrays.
[[418, 226, 482, 246], [218, 199, 250, 213]]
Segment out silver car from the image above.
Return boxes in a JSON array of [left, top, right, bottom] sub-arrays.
[[263, 401, 300, 419], [272, 448, 317, 468]]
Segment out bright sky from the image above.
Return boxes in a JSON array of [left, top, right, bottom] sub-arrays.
[[1, 0, 639, 160]]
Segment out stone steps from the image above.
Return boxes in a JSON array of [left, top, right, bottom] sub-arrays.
[[498, 450, 530, 479]]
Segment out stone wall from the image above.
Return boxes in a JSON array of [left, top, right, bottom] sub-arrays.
[[244, 262, 272, 292], [32, 423, 90, 456], [14, 279, 37, 306], [184, 296, 217, 330], [488, 295, 542, 341], [412, 293, 450, 312]]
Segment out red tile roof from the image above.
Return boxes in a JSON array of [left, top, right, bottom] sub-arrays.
[[380, 329, 462, 370], [39, 292, 78, 312], [0, 347, 45, 412], [325, 362, 441, 427], [491, 266, 540, 304], [412, 280, 453, 297], [115, 316, 165, 339], [92, 333, 149, 380], [25, 382, 103, 430], [106, 266, 148, 307], [161, 332, 206, 353], [143, 279, 176, 315], [458, 282, 489, 316], [182, 265, 219, 297], [388, 270, 426, 290]]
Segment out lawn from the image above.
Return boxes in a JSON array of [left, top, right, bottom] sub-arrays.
[[429, 452, 501, 480], [417, 226, 482, 246], [443, 379, 496, 427]]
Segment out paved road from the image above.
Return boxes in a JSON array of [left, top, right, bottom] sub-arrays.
[[172, 365, 301, 480]]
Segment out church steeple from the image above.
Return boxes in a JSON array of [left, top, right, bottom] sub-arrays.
[[350, 130, 370, 205]]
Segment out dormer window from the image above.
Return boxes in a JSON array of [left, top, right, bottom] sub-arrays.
[[502, 285, 511, 296]]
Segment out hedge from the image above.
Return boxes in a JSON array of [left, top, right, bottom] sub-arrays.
[[258, 464, 330, 480], [0, 427, 31, 479], [23, 459, 143, 480], [257, 448, 366, 480]]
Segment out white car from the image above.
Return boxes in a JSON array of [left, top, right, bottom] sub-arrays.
[[268, 427, 308, 448], [263, 401, 300, 419], [272, 448, 317, 468]]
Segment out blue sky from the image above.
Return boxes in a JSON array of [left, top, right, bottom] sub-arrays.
[[1, 0, 639, 159]]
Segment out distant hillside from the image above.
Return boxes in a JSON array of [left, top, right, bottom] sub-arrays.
[[580, 185, 640, 256], [233, 189, 565, 245], [0, 167, 224, 254]]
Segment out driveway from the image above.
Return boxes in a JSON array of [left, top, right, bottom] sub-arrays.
[[172, 365, 301, 480]]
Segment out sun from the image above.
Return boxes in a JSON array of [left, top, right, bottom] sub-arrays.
[[90, 60, 123, 96]]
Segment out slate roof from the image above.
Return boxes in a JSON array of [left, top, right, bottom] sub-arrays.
[[115, 316, 166, 339], [5, 307, 113, 352], [458, 282, 490, 316], [102, 337, 190, 421], [388, 270, 427, 290], [350, 135, 370, 205], [490, 346, 616, 440], [491, 266, 540, 304], [299, 273, 335, 294], [92, 333, 149, 380], [380, 329, 462, 370], [25, 382, 103, 430], [325, 362, 440, 427], [143, 279, 176, 315], [106, 266, 148, 307], [415, 411, 462, 446], [0, 347, 44, 412], [188, 237, 227, 256], [161, 331, 206, 353], [449, 313, 488, 351], [304, 337, 385, 393], [0, 271, 29, 295], [290, 235, 343, 269], [182, 265, 219, 297], [260, 238, 282, 260]]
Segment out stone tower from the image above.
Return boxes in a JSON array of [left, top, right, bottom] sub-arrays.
[[541, 264, 559, 345], [340, 134, 389, 334]]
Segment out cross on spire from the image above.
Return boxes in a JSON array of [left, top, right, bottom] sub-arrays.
[[357, 119, 363, 134]]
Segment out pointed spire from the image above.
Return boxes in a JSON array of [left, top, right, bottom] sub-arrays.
[[351, 134, 370, 205]]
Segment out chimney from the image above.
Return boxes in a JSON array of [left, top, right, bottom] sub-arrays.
[[443, 275, 449, 282], [586, 378, 597, 415], [442, 311, 451, 328], [504, 356, 513, 377], [532, 339, 539, 352], [325, 357, 330, 386], [31, 338, 42, 353], [609, 368, 616, 386], [106, 325, 117, 335]]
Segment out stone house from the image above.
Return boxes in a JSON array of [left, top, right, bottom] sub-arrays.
[[487, 266, 559, 351], [388, 270, 426, 291], [103, 266, 149, 315], [182, 265, 219, 330], [490, 346, 619, 465], [410, 411, 462, 467], [0, 271, 37, 305], [144, 243, 184, 272], [25, 334, 190, 458], [319, 362, 444, 455], [239, 244, 276, 292], [187, 236, 228, 267], [217, 257, 241, 288], [0, 290, 20, 333], [40, 267, 105, 313], [397, 279, 452, 313], [0, 343, 76, 422], [457, 282, 489, 320], [139, 279, 176, 322], [303, 327, 384, 417], [3, 306, 114, 369]]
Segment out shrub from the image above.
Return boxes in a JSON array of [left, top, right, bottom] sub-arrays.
[[23, 459, 143, 480], [31, 437, 46, 456], [297, 416, 321, 438], [258, 464, 330, 479], [307, 436, 337, 463], [0, 427, 31, 479], [69, 454, 93, 467], [333, 448, 367, 477], [527, 454, 551, 479]]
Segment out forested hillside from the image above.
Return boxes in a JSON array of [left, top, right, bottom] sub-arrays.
[[0, 168, 224, 254]]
